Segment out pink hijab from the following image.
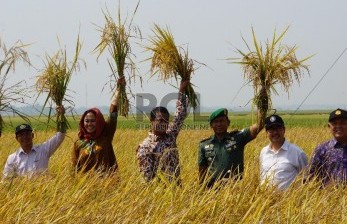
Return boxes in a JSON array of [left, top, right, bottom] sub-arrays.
[[78, 108, 106, 140]]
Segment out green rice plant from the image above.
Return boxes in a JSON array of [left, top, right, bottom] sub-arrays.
[[94, 2, 141, 117], [0, 39, 31, 135], [36, 36, 84, 131], [229, 26, 312, 120], [146, 24, 198, 108]]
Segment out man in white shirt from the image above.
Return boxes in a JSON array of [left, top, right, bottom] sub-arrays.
[[2, 106, 66, 180], [259, 114, 308, 190]]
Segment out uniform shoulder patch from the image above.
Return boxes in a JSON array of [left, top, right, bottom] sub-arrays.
[[229, 129, 239, 136], [200, 136, 212, 143]]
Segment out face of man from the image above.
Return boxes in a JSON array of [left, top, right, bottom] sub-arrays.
[[210, 116, 230, 136], [328, 118, 347, 144], [151, 112, 169, 136], [16, 130, 34, 150], [266, 125, 285, 146], [84, 112, 97, 133]]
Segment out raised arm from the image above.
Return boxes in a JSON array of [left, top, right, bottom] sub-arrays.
[[249, 110, 266, 139], [109, 76, 126, 114], [167, 80, 189, 137], [56, 105, 67, 133], [107, 77, 126, 138], [41, 105, 66, 157]]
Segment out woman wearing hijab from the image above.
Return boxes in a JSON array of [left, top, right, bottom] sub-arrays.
[[72, 78, 124, 173]]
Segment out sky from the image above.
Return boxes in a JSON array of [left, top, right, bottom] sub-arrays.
[[1, 0, 346, 113]]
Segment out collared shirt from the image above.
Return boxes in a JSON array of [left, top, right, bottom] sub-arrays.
[[2, 132, 65, 179], [260, 140, 308, 190], [308, 138, 347, 185], [198, 128, 252, 183], [137, 93, 188, 182]]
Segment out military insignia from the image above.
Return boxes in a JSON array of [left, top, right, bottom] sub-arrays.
[[270, 116, 276, 122], [336, 110, 341, 115], [225, 140, 236, 151], [20, 124, 26, 129], [205, 144, 214, 149]]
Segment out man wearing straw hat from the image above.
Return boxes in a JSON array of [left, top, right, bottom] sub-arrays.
[[198, 108, 264, 187], [259, 114, 308, 191], [2, 106, 66, 180], [308, 108, 347, 185]]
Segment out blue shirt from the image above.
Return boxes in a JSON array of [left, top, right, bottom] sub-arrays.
[[308, 138, 347, 185]]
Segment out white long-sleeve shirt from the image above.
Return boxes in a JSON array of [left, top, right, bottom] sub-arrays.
[[2, 132, 65, 179], [259, 140, 308, 191]]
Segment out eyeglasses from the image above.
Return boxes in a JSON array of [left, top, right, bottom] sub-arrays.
[[84, 119, 96, 123]]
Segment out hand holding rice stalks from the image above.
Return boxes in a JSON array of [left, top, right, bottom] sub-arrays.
[[94, 4, 141, 117], [146, 24, 198, 108], [229, 26, 312, 121], [0, 39, 31, 135], [36, 36, 84, 131]]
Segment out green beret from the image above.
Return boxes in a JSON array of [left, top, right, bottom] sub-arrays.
[[209, 108, 228, 123]]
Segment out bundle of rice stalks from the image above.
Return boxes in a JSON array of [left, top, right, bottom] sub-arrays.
[[146, 24, 198, 108], [229, 26, 312, 119], [0, 39, 31, 135], [94, 4, 141, 117], [36, 36, 84, 131]]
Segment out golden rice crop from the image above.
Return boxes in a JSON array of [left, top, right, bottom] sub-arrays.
[[146, 24, 199, 108], [36, 36, 83, 131], [94, 4, 141, 117], [1, 123, 346, 223], [229, 26, 312, 118], [0, 39, 31, 135]]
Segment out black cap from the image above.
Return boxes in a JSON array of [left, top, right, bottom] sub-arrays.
[[265, 115, 284, 130], [15, 124, 33, 135], [329, 108, 347, 122]]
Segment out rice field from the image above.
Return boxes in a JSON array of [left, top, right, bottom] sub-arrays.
[[0, 114, 346, 223]]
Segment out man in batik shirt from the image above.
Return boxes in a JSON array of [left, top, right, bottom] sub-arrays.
[[308, 108, 347, 185], [136, 81, 188, 183]]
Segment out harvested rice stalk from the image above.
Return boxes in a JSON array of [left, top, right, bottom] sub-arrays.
[[94, 3, 141, 117], [229, 26, 312, 120], [147, 24, 198, 108], [36, 36, 84, 131], [0, 39, 31, 135]]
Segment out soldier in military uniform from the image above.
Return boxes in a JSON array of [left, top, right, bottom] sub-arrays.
[[198, 108, 264, 187]]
